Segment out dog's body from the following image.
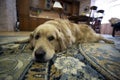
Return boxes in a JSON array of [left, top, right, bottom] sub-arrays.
[[24, 19, 113, 62]]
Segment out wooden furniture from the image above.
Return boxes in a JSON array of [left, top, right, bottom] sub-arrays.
[[68, 15, 89, 23], [16, 0, 29, 31], [16, 0, 51, 31], [68, 9, 104, 33], [16, 0, 80, 31]]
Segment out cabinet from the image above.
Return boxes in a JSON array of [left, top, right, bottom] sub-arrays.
[[16, 0, 80, 31]]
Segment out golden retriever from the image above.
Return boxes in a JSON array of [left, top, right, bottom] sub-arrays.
[[20, 19, 114, 62]]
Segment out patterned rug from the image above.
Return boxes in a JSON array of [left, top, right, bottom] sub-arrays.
[[0, 43, 33, 80], [79, 43, 120, 80], [23, 45, 105, 80], [0, 36, 120, 80]]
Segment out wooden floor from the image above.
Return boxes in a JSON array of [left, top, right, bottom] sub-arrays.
[[0, 31, 119, 37], [0, 31, 31, 36]]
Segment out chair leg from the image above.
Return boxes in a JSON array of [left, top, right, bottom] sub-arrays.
[[112, 27, 116, 37]]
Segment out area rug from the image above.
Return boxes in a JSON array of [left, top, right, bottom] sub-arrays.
[[0, 43, 33, 80], [79, 43, 120, 80], [0, 36, 120, 80], [24, 45, 105, 80], [0, 43, 105, 80]]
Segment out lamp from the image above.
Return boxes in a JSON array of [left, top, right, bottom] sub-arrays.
[[53, 1, 63, 9], [53, 1, 63, 18]]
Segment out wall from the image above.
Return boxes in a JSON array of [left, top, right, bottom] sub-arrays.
[[0, 0, 17, 31], [91, 0, 120, 23], [101, 24, 120, 35], [91, 0, 120, 35]]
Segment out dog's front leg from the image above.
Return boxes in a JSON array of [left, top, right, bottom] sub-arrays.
[[99, 36, 114, 44]]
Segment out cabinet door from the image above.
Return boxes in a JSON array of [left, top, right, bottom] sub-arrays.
[[19, 16, 29, 31], [17, 0, 30, 31], [37, 18, 51, 26], [16, 0, 29, 16], [29, 17, 38, 31]]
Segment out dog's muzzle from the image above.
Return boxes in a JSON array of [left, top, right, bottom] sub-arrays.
[[35, 48, 46, 62]]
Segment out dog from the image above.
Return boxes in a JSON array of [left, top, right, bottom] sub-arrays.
[[19, 19, 114, 62]]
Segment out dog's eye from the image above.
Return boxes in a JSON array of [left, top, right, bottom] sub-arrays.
[[35, 35, 40, 40], [48, 36, 54, 41]]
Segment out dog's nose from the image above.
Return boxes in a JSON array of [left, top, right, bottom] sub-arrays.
[[35, 48, 46, 60]]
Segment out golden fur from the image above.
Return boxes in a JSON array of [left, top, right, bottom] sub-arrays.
[[27, 19, 114, 62]]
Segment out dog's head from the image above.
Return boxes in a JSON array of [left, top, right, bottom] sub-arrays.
[[29, 20, 75, 62]]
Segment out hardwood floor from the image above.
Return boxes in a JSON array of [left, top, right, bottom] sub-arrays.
[[0, 31, 31, 36]]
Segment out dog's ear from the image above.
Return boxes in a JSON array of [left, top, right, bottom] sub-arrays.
[[29, 32, 34, 40], [55, 20, 75, 51], [56, 29, 67, 51], [28, 32, 34, 50]]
